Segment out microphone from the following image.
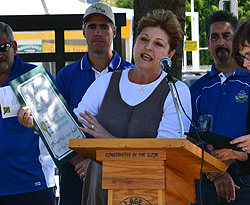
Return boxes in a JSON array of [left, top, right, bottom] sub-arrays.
[[159, 57, 184, 138], [159, 57, 171, 73]]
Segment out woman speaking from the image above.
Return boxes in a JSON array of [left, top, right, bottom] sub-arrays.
[[74, 9, 192, 205]]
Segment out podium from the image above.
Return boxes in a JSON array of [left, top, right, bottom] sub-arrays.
[[69, 138, 225, 205]]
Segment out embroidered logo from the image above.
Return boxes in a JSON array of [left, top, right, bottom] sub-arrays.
[[235, 90, 248, 103], [118, 196, 152, 205], [91, 5, 105, 13], [34, 182, 41, 186]]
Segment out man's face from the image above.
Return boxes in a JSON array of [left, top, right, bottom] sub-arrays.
[[83, 14, 116, 55], [0, 32, 16, 75], [206, 21, 234, 64]]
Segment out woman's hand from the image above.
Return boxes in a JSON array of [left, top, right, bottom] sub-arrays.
[[17, 106, 34, 129], [230, 134, 250, 153], [78, 110, 115, 139]]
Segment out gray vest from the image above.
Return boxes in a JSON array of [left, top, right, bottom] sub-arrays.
[[81, 70, 176, 205], [96, 70, 172, 138]]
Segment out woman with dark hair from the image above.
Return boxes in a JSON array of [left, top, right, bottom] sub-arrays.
[[229, 19, 250, 152], [231, 18, 250, 71]]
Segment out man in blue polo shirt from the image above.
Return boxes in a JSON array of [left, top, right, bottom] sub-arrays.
[[0, 22, 56, 204], [16, 3, 133, 205], [55, 3, 134, 205], [189, 10, 250, 204]]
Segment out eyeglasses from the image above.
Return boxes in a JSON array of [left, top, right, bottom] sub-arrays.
[[236, 53, 250, 62], [0, 41, 13, 52]]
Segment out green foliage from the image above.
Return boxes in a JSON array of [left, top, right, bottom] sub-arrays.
[[114, 0, 250, 66], [100, 0, 133, 9], [185, 0, 250, 65], [100, 0, 116, 7], [115, 0, 133, 9]]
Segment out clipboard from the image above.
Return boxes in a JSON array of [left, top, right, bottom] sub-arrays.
[[186, 132, 242, 151]]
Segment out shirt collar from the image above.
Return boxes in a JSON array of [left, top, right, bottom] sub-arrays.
[[80, 50, 122, 72], [209, 63, 250, 78]]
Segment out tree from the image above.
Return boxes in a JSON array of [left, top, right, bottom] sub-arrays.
[[133, 0, 186, 80], [116, 0, 133, 9], [115, 0, 250, 68], [100, 0, 116, 7], [101, 0, 133, 8]]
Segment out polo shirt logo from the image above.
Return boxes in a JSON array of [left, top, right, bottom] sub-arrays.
[[34, 182, 41, 186], [235, 90, 248, 103]]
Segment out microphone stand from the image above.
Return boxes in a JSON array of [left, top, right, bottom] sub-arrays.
[[166, 71, 184, 139]]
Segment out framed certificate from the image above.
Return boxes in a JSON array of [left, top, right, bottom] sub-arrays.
[[10, 65, 89, 167]]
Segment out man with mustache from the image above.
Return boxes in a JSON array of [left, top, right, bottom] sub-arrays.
[[188, 10, 250, 204]]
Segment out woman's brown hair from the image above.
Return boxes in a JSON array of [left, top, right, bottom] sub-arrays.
[[136, 9, 183, 52]]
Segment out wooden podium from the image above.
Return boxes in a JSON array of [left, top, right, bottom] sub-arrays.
[[69, 138, 225, 205]]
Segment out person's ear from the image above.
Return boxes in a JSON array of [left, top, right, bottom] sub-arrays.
[[168, 50, 175, 59], [113, 27, 117, 39], [12, 41, 17, 56], [83, 29, 86, 38], [206, 38, 210, 51]]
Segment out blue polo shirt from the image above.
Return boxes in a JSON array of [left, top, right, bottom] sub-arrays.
[[56, 50, 134, 109], [189, 64, 250, 139], [56, 50, 134, 205], [0, 55, 55, 196]]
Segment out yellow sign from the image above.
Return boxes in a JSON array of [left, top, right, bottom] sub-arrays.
[[43, 42, 87, 53], [184, 40, 197, 51]]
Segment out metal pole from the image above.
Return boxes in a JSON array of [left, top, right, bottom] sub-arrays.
[[167, 80, 184, 138]]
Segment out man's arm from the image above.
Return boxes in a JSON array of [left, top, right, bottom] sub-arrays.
[[213, 171, 240, 203], [208, 144, 249, 162]]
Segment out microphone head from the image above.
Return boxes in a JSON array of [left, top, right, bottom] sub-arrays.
[[158, 57, 171, 72]]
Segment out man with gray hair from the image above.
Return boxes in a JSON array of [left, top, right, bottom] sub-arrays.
[[0, 22, 56, 205]]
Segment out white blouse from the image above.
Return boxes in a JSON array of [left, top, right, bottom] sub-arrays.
[[74, 68, 192, 139]]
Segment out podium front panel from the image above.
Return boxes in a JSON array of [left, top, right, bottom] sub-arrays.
[[69, 138, 226, 204]]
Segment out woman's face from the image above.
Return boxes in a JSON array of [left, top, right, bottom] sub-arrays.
[[133, 27, 175, 73], [239, 40, 250, 71]]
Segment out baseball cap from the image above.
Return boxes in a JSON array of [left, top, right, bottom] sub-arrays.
[[83, 3, 115, 25]]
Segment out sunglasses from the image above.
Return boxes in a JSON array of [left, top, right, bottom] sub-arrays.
[[236, 53, 250, 62], [0, 41, 13, 52]]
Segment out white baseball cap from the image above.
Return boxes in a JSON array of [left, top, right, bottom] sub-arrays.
[[83, 3, 115, 25]]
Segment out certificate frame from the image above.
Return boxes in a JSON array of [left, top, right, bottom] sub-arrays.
[[10, 65, 89, 167]]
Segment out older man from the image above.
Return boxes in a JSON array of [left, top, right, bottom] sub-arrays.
[[0, 22, 55, 205]]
